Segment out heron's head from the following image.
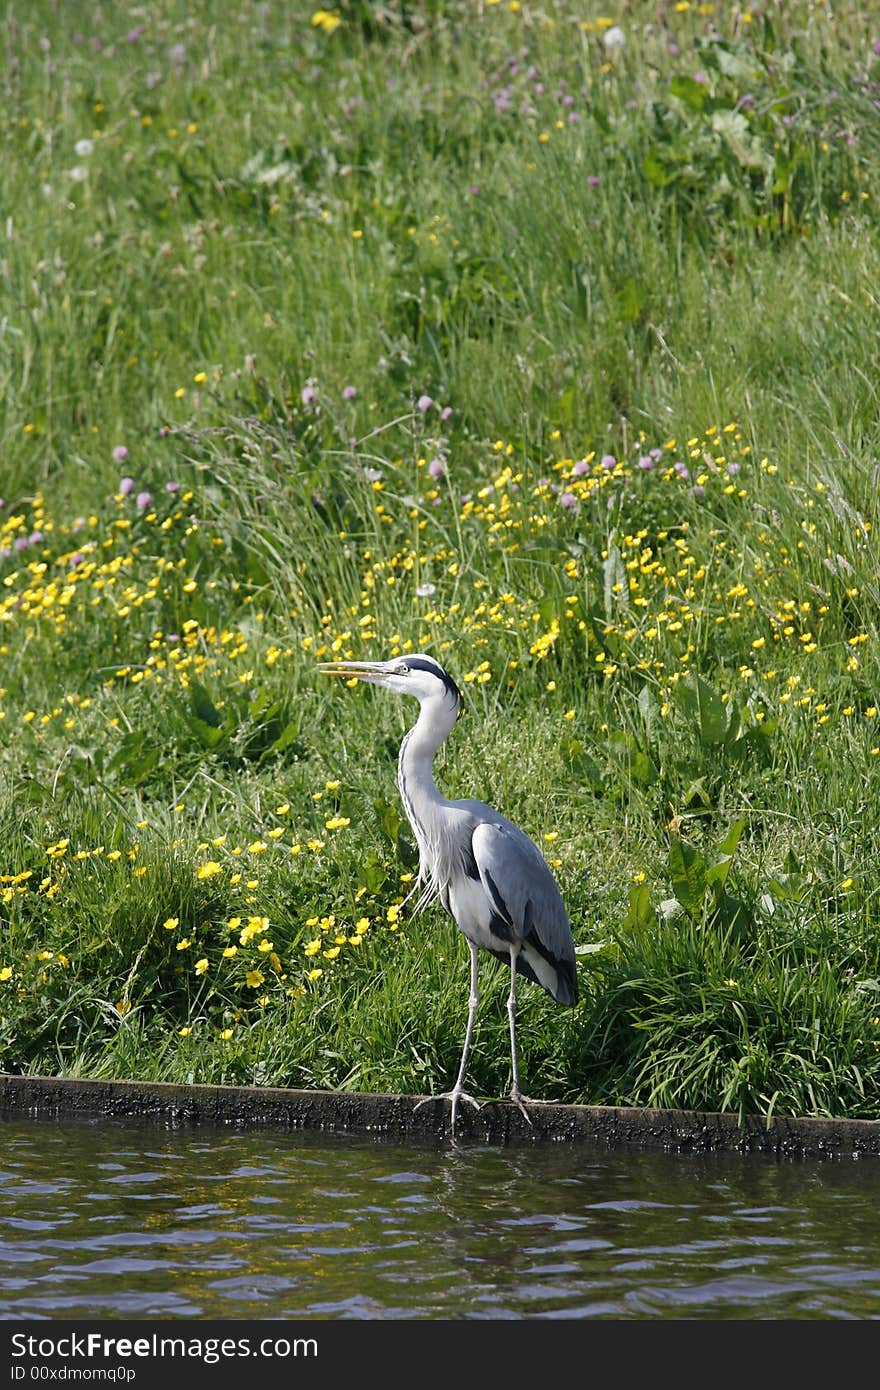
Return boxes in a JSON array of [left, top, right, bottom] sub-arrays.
[[319, 653, 461, 707]]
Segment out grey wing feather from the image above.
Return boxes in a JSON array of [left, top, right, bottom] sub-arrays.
[[469, 818, 578, 1006]]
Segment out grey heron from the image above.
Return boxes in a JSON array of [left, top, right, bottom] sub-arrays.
[[319, 653, 578, 1132]]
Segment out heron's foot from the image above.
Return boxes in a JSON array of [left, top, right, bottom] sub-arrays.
[[509, 1087, 534, 1126], [415, 1086, 481, 1137]]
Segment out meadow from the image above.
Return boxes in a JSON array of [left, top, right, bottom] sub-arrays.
[[2, 0, 880, 1120]]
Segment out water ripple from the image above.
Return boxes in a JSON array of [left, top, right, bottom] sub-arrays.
[[1, 1116, 879, 1319]]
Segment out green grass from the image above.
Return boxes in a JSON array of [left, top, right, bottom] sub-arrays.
[[2, 0, 880, 1118]]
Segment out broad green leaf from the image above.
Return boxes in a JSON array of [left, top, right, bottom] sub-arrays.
[[624, 884, 655, 933], [670, 74, 707, 111], [676, 674, 727, 746], [705, 817, 747, 886], [602, 543, 628, 621], [190, 680, 222, 728], [668, 839, 708, 917], [271, 720, 301, 754], [643, 149, 673, 188]]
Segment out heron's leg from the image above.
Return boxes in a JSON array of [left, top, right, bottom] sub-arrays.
[[414, 941, 481, 1136], [507, 946, 532, 1125]]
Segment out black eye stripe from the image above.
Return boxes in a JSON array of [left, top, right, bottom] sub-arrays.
[[405, 657, 461, 704]]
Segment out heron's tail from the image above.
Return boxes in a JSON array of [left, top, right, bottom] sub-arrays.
[[517, 942, 579, 1007]]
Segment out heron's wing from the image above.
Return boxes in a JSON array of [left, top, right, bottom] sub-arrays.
[[470, 820, 578, 1005]]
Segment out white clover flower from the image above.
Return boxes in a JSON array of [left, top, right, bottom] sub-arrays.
[[602, 25, 626, 50], [74, 138, 94, 157]]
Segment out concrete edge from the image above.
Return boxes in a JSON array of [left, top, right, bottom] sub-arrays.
[[2, 1072, 879, 1159]]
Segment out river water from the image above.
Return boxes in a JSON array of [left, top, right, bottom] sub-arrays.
[[1, 1116, 878, 1319]]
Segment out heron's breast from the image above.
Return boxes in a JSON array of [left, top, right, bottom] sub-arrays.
[[444, 875, 513, 952]]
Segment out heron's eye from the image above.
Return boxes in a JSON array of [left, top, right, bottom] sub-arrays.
[[397, 663, 410, 675]]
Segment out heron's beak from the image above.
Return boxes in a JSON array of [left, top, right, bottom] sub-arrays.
[[318, 660, 388, 685]]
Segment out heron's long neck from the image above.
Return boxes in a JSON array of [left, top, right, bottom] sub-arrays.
[[397, 695, 457, 815]]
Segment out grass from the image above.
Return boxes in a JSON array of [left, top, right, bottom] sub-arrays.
[[2, 0, 880, 1119]]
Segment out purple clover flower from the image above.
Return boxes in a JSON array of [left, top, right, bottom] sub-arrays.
[[416, 394, 433, 413], [119, 477, 135, 496], [113, 445, 129, 463], [559, 492, 578, 510], [571, 459, 590, 476], [165, 481, 181, 493], [428, 457, 445, 479], [301, 379, 318, 406], [601, 454, 616, 470], [342, 385, 357, 400], [136, 491, 152, 509]]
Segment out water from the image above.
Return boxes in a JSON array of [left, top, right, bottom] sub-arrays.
[[1, 1116, 879, 1319]]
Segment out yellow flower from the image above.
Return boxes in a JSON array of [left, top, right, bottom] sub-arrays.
[[197, 861, 222, 879], [179, 1026, 191, 1037], [163, 916, 179, 930], [176, 938, 191, 951], [246, 969, 265, 988], [194, 957, 208, 975], [220, 1027, 234, 1040], [248, 840, 268, 853], [0, 966, 12, 981], [324, 815, 350, 831], [307, 968, 323, 981], [222, 945, 238, 958], [311, 9, 341, 34], [304, 938, 321, 956]]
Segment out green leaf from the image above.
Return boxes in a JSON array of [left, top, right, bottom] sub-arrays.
[[705, 817, 747, 886], [619, 275, 645, 323], [560, 736, 604, 792], [271, 720, 301, 754], [374, 796, 402, 847], [624, 884, 655, 933], [675, 674, 727, 746], [668, 839, 708, 917], [188, 716, 226, 750], [107, 731, 159, 785], [602, 543, 628, 622], [643, 149, 674, 188], [670, 74, 707, 111], [361, 852, 388, 894], [190, 680, 222, 728]]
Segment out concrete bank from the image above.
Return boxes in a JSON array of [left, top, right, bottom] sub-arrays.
[[1, 1072, 879, 1159]]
